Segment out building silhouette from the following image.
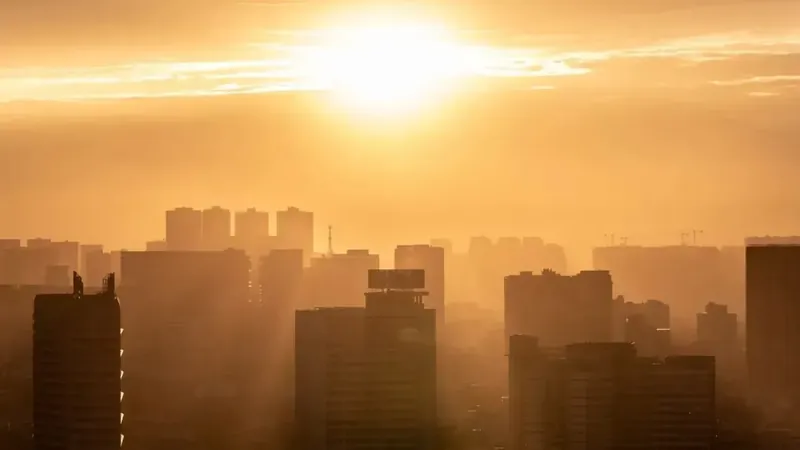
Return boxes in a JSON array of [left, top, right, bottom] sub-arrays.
[[0, 284, 69, 450], [746, 243, 800, 410], [85, 250, 114, 288], [508, 338, 716, 450], [395, 245, 446, 330], [304, 250, 379, 308], [165, 207, 203, 251], [295, 269, 437, 450], [276, 207, 314, 265], [201, 206, 232, 251], [33, 273, 122, 450], [235, 208, 270, 250], [504, 270, 613, 347], [120, 250, 251, 450]]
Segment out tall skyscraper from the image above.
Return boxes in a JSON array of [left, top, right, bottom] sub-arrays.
[[395, 244, 445, 329], [33, 273, 122, 450], [202, 206, 232, 251], [746, 243, 800, 409], [295, 269, 437, 450], [165, 207, 203, 251], [277, 207, 313, 264], [504, 270, 613, 347]]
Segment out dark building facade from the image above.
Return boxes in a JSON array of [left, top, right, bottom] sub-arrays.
[[746, 243, 800, 410], [295, 272, 437, 450], [33, 273, 122, 450], [508, 339, 715, 450]]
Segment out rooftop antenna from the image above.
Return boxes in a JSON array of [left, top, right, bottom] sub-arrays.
[[680, 232, 690, 246], [328, 225, 334, 256], [620, 236, 629, 246], [692, 229, 704, 245]]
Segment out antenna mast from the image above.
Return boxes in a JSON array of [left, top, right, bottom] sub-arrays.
[[328, 225, 334, 256]]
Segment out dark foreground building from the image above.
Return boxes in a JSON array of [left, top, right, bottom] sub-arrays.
[[295, 269, 437, 450], [33, 273, 122, 450]]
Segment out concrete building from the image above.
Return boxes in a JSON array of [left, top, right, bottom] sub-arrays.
[[33, 273, 122, 450], [202, 206, 232, 251], [295, 270, 437, 450], [276, 207, 314, 265], [504, 270, 613, 347], [746, 243, 800, 409], [395, 244, 446, 329], [165, 207, 203, 251]]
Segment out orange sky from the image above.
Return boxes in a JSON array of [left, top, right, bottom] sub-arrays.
[[1, 0, 799, 265]]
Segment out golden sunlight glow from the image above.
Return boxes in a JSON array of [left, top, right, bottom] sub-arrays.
[[294, 22, 471, 114]]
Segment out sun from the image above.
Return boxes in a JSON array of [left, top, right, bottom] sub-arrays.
[[295, 21, 468, 114]]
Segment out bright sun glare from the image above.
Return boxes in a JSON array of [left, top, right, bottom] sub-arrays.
[[297, 21, 468, 114]]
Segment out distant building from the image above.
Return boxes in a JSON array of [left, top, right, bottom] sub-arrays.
[[395, 244, 446, 328], [202, 206, 232, 251], [295, 270, 436, 450], [697, 302, 738, 354], [504, 270, 613, 347], [0, 239, 21, 250], [746, 244, 800, 408], [85, 251, 114, 288], [235, 208, 270, 249], [276, 207, 314, 265], [166, 207, 203, 251], [144, 240, 168, 252], [508, 339, 715, 450], [259, 249, 304, 312], [33, 273, 122, 450], [44, 265, 70, 287], [80, 244, 104, 273], [304, 250, 379, 308], [624, 314, 671, 358]]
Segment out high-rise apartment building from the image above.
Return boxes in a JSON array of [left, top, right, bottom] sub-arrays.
[[508, 339, 715, 450], [165, 207, 203, 251], [235, 208, 270, 247], [33, 273, 122, 450], [395, 245, 445, 329], [276, 207, 314, 265], [201, 206, 232, 251], [504, 270, 613, 347], [746, 243, 800, 409], [295, 269, 437, 450]]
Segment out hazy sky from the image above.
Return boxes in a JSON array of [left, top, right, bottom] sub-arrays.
[[1, 0, 799, 262]]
